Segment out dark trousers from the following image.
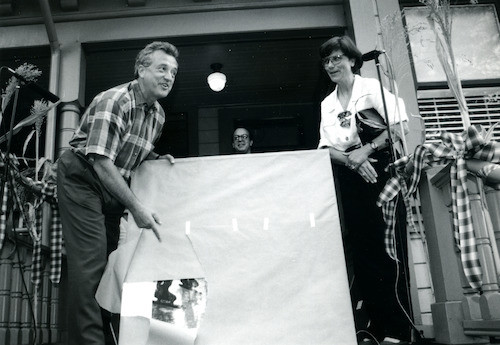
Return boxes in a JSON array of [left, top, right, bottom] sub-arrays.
[[57, 150, 124, 345], [335, 151, 412, 342]]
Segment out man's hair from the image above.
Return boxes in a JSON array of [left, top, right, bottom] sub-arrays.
[[134, 41, 179, 78]]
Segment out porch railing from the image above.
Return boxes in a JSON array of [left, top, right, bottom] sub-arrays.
[[0, 233, 65, 345], [419, 163, 500, 344]]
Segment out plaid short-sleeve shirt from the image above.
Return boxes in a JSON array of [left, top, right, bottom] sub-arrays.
[[69, 80, 165, 180]]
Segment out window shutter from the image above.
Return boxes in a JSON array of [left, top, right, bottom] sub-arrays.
[[417, 87, 500, 143]]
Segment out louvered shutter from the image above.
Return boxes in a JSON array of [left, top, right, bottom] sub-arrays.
[[417, 87, 500, 143]]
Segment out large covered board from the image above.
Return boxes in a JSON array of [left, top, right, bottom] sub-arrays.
[[96, 149, 356, 345]]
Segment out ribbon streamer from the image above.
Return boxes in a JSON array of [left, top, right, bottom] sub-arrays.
[[376, 157, 418, 261], [378, 125, 500, 290], [27, 177, 62, 285]]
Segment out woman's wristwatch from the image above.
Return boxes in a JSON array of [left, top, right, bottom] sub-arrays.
[[369, 141, 378, 152]]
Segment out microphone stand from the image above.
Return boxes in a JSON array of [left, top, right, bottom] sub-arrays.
[[368, 55, 416, 339], [373, 54, 397, 177]]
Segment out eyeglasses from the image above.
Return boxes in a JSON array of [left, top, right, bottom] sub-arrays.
[[338, 111, 352, 128], [322, 54, 344, 66], [234, 134, 249, 141]]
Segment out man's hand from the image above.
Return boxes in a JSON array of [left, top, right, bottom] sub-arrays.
[[92, 155, 163, 242], [130, 204, 162, 242], [157, 154, 175, 164]]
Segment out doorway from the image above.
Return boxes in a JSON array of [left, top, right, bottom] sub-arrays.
[[84, 28, 342, 157]]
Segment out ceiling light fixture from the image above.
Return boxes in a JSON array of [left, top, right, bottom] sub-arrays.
[[207, 63, 226, 92]]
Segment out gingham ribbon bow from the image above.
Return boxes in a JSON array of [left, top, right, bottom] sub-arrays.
[[0, 152, 62, 286], [376, 156, 417, 260], [380, 125, 500, 290], [0, 180, 9, 250], [30, 179, 63, 285], [0, 154, 25, 250]]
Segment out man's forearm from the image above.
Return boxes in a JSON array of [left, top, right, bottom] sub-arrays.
[[91, 155, 141, 213]]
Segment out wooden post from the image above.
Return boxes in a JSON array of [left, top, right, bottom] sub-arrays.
[[40, 270, 51, 344], [8, 246, 24, 345], [35, 268, 43, 343], [50, 283, 60, 343], [462, 178, 500, 335], [20, 248, 34, 344], [419, 164, 488, 344], [484, 184, 500, 276], [0, 241, 13, 344]]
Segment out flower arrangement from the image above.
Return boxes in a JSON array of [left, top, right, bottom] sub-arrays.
[[1, 63, 42, 125], [0, 63, 57, 240]]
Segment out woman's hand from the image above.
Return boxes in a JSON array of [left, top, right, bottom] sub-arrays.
[[345, 146, 378, 183], [345, 145, 371, 169], [345, 145, 377, 170], [354, 160, 378, 184]]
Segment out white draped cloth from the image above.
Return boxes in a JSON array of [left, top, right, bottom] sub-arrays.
[[96, 149, 356, 345]]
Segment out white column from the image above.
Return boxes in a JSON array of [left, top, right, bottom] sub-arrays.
[[55, 41, 86, 157]]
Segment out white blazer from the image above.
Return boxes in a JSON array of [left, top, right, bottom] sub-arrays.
[[318, 75, 408, 152]]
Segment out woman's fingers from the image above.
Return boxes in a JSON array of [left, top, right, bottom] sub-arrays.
[[357, 161, 377, 183]]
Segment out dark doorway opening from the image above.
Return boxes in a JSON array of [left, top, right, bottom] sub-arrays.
[[84, 28, 341, 157]]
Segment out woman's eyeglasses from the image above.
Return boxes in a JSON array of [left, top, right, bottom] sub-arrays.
[[322, 54, 344, 67]]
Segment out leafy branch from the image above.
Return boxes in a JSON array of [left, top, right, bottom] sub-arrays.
[[417, 0, 478, 127], [1, 63, 42, 127]]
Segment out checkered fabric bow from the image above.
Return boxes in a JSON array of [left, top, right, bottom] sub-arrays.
[[0, 154, 62, 286], [0, 181, 8, 250], [28, 178, 63, 286], [378, 125, 500, 290], [376, 156, 417, 261], [0, 154, 25, 250]]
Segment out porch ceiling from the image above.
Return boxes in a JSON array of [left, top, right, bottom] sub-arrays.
[[84, 28, 341, 113]]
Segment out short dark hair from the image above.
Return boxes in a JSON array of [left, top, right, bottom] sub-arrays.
[[134, 41, 179, 78], [319, 36, 363, 72]]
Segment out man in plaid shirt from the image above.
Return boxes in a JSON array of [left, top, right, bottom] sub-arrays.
[[57, 41, 178, 345]]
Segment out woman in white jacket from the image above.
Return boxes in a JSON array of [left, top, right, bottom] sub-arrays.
[[318, 35, 411, 345]]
